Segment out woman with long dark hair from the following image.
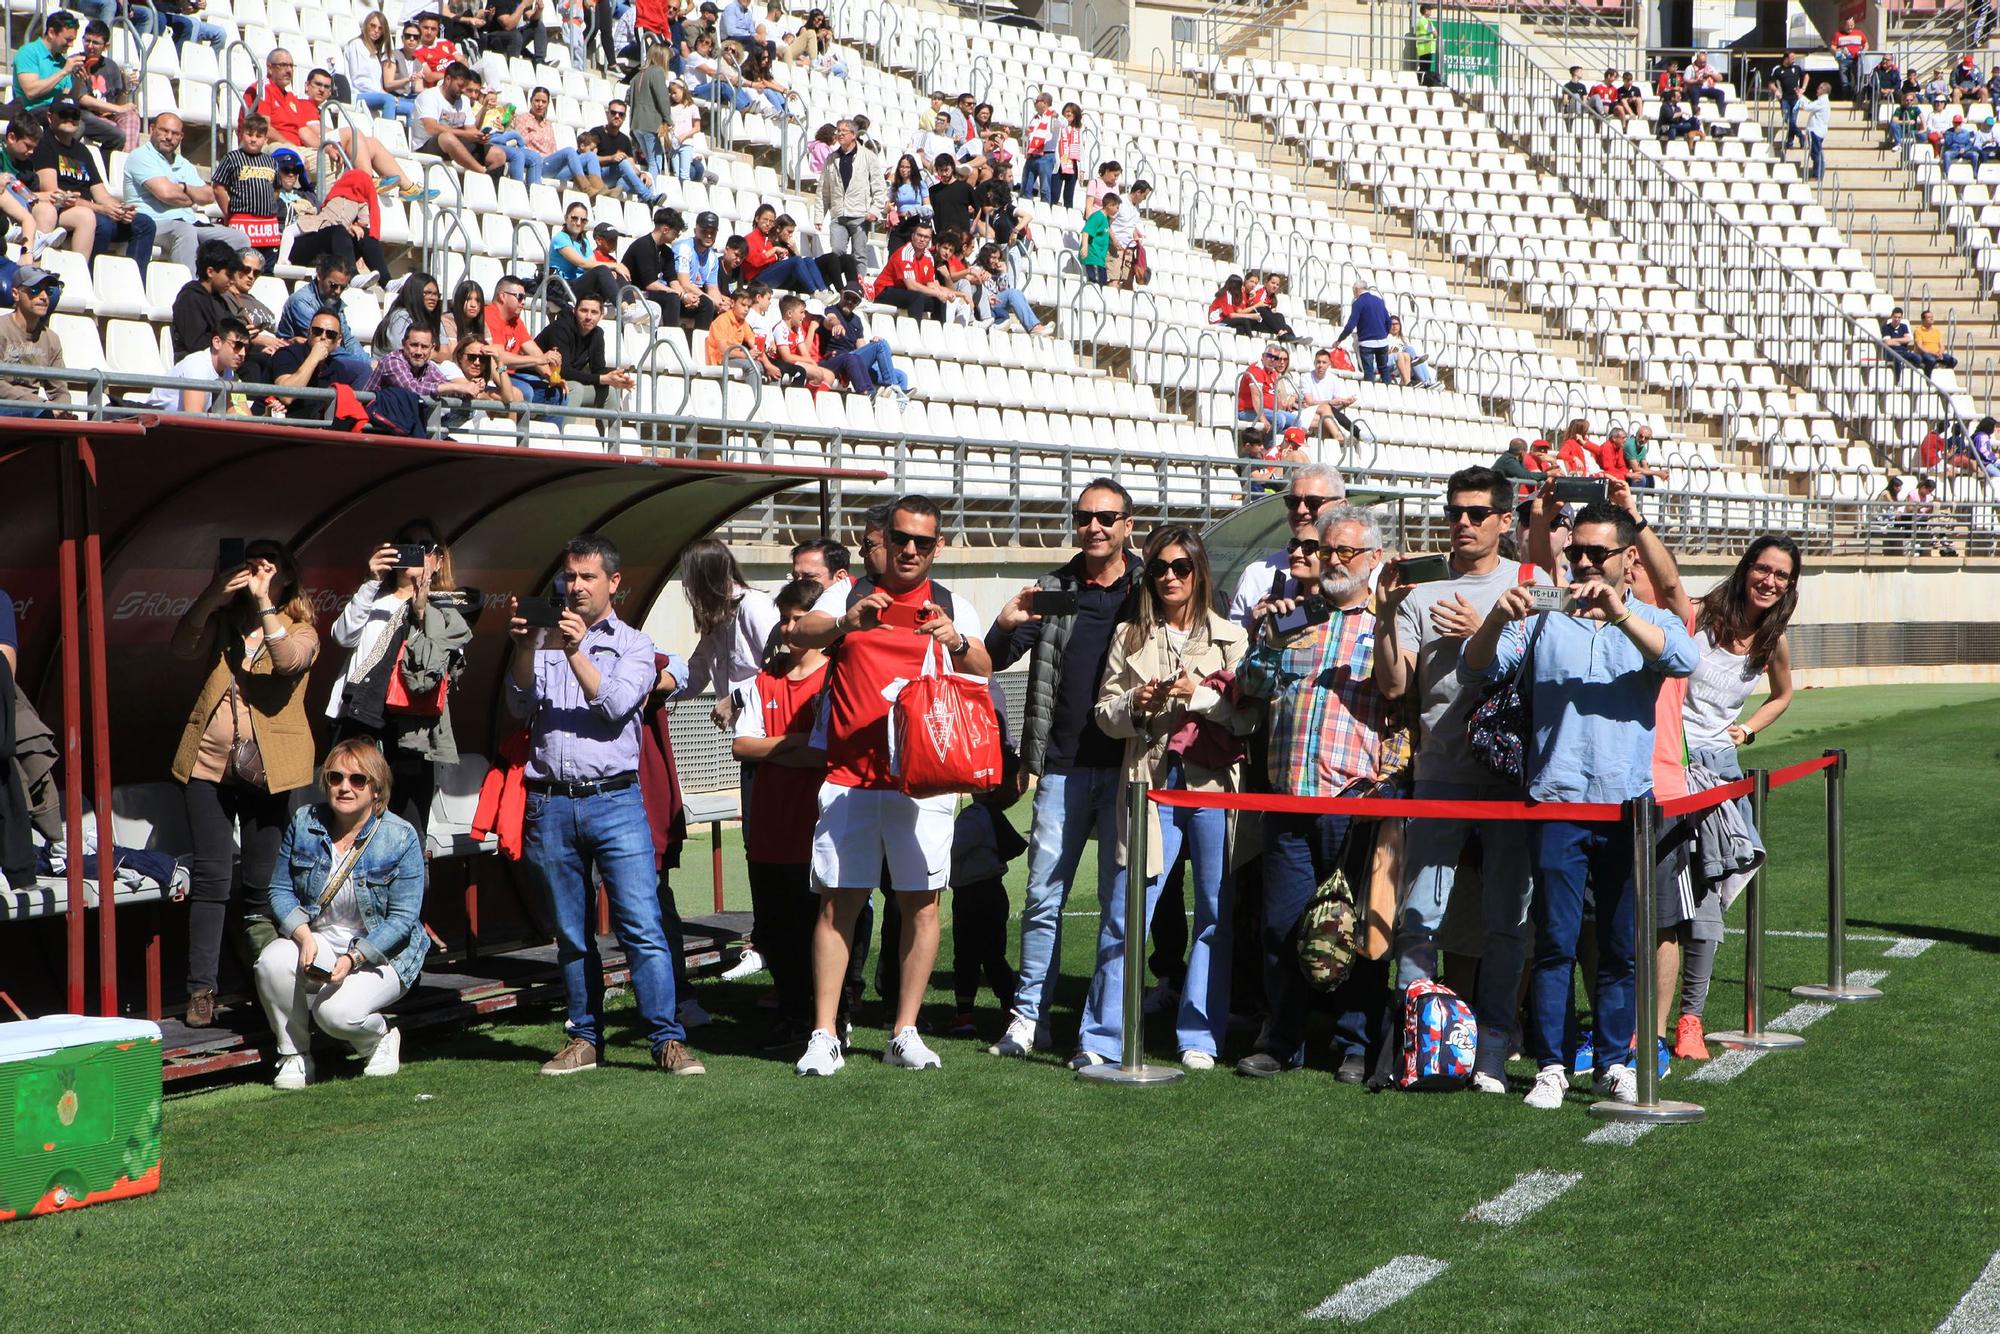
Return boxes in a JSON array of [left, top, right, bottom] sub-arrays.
[[170, 539, 321, 1027], [1208, 275, 1265, 338], [887, 153, 929, 226], [1671, 534, 1801, 1057], [441, 279, 485, 362], [376, 270, 444, 353], [679, 537, 781, 726], [1075, 526, 1252, 1071]]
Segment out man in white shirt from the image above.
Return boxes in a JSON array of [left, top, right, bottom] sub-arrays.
[[1105, 179, 1146, 288], [909, 110, 954, 168], [415, 61, 504, 173], [147, 316, 248, 412], [1298, 346, 1358, 444]]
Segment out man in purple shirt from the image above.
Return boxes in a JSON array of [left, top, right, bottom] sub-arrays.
[[505, 533, 707, 1077]]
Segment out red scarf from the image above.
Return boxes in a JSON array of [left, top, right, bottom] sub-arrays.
[[325, 167, 382, 238]]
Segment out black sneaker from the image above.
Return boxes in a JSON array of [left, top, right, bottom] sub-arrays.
[[760, 1020, 811, 1052], [1235, 1052, 1288, 1078], [1336, 1052, 1368, 1084]]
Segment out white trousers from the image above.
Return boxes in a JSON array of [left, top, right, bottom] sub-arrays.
[[254, 931, 407, 1057]]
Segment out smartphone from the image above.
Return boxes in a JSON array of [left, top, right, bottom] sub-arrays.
[[1398, 554, 1451, 585], [218, 537, 247, 570], [516, 596, 562, 628], [391, 542, 427, 569], [1550, 476, 1610, 504], [877, 601, 934, 631], [1027, 588, 1079, 616], [1525, 584, 1574, 614], [1272, 597, 1334, 635], [304, 954, 336, 980]]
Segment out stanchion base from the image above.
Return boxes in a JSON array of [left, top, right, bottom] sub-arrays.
[[1587, 1097, 1706, 1124], [1077, 1062, 1186, 1086], [1708, 1029, 1807, 1050], [1790, 983, 1884, 1003]]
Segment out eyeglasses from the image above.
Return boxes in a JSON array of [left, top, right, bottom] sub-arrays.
[[1443, 504, 1499, 524], [1146, 557, 1195, 579], [270, 59, 293, 68], [1564, 543, 1629, 566], [887, 528, 938, 553], [222, 338, 249, 350], [311, 328, 339, 341], [1071, 507, 1128, 529], [1283, 493, 1330, 514], [1749, 563, 1794, 585], [324, 281, 348, 295], [1326, 544, 1379, 562], [608, 109, 625, 118], [1287, 537, 1319, 556], [324, 770, 372, 790]]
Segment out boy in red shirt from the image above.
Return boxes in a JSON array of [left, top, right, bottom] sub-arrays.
[[772, 294, 839, 389], [732, 576, 831, 1048], [785, 495, 993, 1075]]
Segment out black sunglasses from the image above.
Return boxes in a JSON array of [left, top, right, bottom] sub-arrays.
[[1146, 557, 1195, 579], [1287, 537, 1319, 556], [1071, 507, 1128, 529], [311, 327, 339, 341], [1283, 492, 1329, 513], [1443, 504, 1499, 524], [888, 528, 938, 553], [1565, 542, 1629, 566]]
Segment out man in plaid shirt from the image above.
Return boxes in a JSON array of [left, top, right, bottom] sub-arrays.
[[1234, 505, 1393, 1080]]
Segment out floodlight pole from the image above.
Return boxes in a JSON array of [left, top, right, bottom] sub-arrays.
[[1079, 781, 1184, 1086], [1792, 748, 1882, 1003], [1710, 769, 1803, 1051]]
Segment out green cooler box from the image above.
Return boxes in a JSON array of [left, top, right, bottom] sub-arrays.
[[0, 1015, 163, 1221]]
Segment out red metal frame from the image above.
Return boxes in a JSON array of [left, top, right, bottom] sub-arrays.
[[57, 440, 85, 1015], [79, 436, 119, 1018]]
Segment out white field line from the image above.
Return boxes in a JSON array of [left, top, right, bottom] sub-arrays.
[[1767, 1000, 1839, 1033], [1583, 1120, 1657, 1147], [1724, 928, 1902, 941], [1884, 937, 1938, 958], [1848, 969, 1891, 988], [1937, 1249, 2000, 1333], [1304, 1257, 1450, 1323], [1464, 1171, 1583, 1226], [1687, 1046, 1767, 1084]]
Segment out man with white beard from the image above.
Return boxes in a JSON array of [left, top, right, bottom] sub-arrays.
[[1233, 506, 1396, 1080]]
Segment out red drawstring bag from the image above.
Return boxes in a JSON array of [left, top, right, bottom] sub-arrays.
[[884, 641, 1003, 798], [384, 662, 447, 718]]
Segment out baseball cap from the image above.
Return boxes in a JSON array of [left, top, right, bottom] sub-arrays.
[[1282, 426, 1307, 447], [272, 147, 305, 172], [50, 100, 83, 120], [12, 264, 58, 292], [837, 285, 864, 304], [592, 221, 622, 242], [695, 209, 719, 230]]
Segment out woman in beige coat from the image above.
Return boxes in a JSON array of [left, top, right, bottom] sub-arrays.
[[1075, 526, 1254, 1071]]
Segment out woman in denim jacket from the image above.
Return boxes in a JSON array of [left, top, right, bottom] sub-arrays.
[[253, 738, 430, 1089]]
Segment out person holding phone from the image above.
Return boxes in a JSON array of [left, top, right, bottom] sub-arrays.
[[1235, 507, 1396, 1079], [1075, 526, 1251, 1071], [506, 534, 705, 1077], [983, 479, 1141, 1060], [324, 522, 472, 841], [1373, 466, 1550, 1092], [783, 495, 992, 1076], [253, 738, 428, 1089], [1226, 462, 1346, 629], [169, 539, 321, 1028]]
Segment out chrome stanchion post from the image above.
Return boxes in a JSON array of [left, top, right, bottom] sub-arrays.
[[1079, 781, 1184, 1086], [1793, 748, 1882, 1002], [1591, 796, 1704, 1124], [1712, 770, 1804, 1050]]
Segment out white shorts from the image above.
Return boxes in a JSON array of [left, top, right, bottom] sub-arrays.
[[810, 782, 955, 893]]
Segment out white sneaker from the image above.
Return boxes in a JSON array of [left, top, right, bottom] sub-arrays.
[[273, 1054, 313, 1090], [884, 1026, 942, 1069], [989, 1011, 1037, 1057], [795, 1028, 845, 1076], [30, 227, 66, 260], [720, 949, 765, 981], [1524, 1063, 1568, 1110], [351, 268, 380, 290], [1068, 1050, 1109, 1071], [1180, 1049, 1215, 1071], [360, 1027, 402, 1078], [678, 998, 713, 1029], [1595, 1062, 1638, 1104], [1470, 1071, 1507, 1095]]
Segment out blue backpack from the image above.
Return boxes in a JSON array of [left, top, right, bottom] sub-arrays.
[[1397, 980, 1477, 1091]]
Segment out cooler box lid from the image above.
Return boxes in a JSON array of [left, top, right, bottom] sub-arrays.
[[0, 1016, 163, 1064]]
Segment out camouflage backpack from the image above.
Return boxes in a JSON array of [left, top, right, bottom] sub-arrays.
[[1297, 866, 1361, 993]]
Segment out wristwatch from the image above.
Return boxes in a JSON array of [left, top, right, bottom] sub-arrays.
[[1631, 514, 1649, 533], [1741, 727, 1757, 745], [346, 945, 368, 969]]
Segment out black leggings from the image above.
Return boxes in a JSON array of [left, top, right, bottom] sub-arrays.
[[747, 860, 819, 1027], [951, 875, 1017, 1011], [181, 777, 291, 996], [289, 226, 389, 278], [566, 265, 625, 307], [815, 251, 861, 293], [874, 287, 944, 321], [329, 719, 436, 842], [643, 289, 716, 330]]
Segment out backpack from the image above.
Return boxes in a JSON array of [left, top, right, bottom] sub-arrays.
[[1397, 980, 1477, 1091], [1296, 866, 1361, 993], [1465, 567, 1549, 783]]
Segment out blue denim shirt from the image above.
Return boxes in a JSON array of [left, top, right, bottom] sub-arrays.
[[267, 806, 431, 986], [1466, 600, 1697, 804]]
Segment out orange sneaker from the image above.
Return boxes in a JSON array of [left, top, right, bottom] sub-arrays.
[[1673, 1014, 1710, 1060]]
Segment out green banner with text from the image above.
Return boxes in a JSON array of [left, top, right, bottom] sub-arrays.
[[1438, 19, 1499, 79]]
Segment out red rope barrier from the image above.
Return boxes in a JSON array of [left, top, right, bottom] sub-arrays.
[[1656, 774, 1760, 820], [1146, 790, 1626, 823], [1765, 753, 1839, 789]]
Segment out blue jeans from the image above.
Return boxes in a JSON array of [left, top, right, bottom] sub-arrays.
[[489, 129, 537, 182], [669, 144, 704, 180], [1783, 98, 1801, 147], [511, 373, 564, 405], [755, 254, 830, 293], [1527, 819, 1637, 1075], [358, 91, 416, 122], [1358, 343, 1394, 382], [535, 146, 594, 186], [635, 129, 663, 175], [853, 338, 906, 393], [602, 156, 654, 200], [691, 79, 754, 112], [1010, 766, 1121, 1028], [1078, 764, 1231, 1059], [1395, 779, 1532, 1078], [986, 287, 1039, 331], [1808, 132, 1825, 179], [136, 7, 227, 50], [523, 784, 682, 1052], [1259, 809, 1367, 1066], [94, 212, 157, 286], [1082, 263, 1106, 285], [1021, 150, 1054, 201]]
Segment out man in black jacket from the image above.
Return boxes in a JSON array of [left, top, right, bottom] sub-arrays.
[[541, 294, 637, 435], [983, 477, 1139, 1060]]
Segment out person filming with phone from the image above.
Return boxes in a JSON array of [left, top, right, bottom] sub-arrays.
[[505, 534, 706, 1078]]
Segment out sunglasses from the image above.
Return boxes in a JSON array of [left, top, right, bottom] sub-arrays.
[[888, 528, 938, 553], [312, 328, 339, 341], [1326, 544, 1379, 562], [1071, 507, 1128, 530], [1565, 543, 1629, 566], [223, 338, 249, 350], [1283, 493, 1330, 514], [324, 770, 372, 789], [1443, 504, 1499, 524], [1287, 537, 1319, 556], [1146, 557, 1195, 579]]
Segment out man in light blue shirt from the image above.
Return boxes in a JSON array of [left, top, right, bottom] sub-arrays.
[[276, 251, 373, 385], [1461, 501, 1695, 1112], [122, 112, 252, 271], [717, 0, 768, 58]]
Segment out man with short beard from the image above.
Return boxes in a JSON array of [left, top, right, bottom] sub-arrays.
[[1234, 506, 1396, 1080]]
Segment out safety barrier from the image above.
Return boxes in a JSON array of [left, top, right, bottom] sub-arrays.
[[1089, 750, 1855, 1124]]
